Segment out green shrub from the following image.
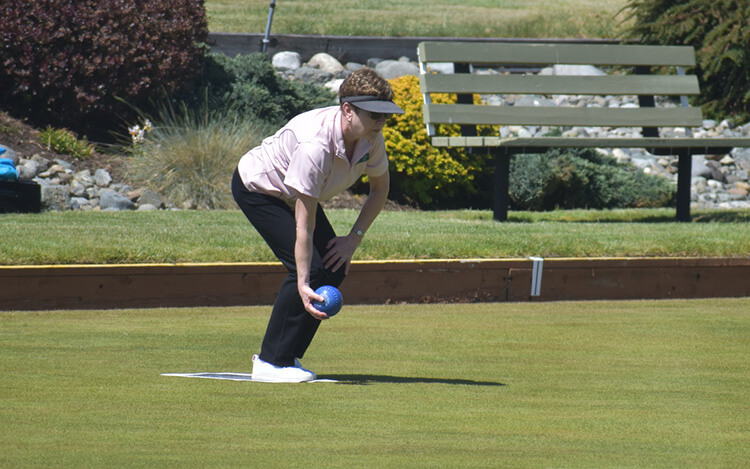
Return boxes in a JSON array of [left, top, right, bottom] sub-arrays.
[[621, 0, 750, 120], [379, 75, 493, 209], [38, 127, 96, 160], [178, 53, 337, 127], [510, 148, 675, 211], [125, 108, 273, 210], [0, 0, 208, 139]]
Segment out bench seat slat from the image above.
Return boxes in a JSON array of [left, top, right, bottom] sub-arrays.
[[430, 136, 744, 152], [424, 103, 703, 128], [418, 42, 696, 67], [420, 74, 700, 96]]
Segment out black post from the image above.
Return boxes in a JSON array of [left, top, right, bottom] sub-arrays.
[[454, 63, 477, 139], [493, 149, 511, 222], [676, 150, 692, 222], [635, 66, 659, 138], [262, 1, 277, 54]]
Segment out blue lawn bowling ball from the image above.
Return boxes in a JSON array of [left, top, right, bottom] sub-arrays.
[[313, 285, 343, 316]]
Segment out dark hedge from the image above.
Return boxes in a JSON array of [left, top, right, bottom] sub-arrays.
[[0, 0, 208, 139]]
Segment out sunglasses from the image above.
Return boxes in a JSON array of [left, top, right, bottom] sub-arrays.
[[360, 110, 392, 121]]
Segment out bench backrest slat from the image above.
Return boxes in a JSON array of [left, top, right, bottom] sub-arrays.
[[417, 41, 705, 138], [418, 42, 696, 67], [424, 103, 703, 128], [420, 74, 700, 97]]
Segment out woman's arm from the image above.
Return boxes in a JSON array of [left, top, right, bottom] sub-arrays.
[[323, 170, 390, 275], [295, 194, 328, 320], [351, 170, 389, 239]]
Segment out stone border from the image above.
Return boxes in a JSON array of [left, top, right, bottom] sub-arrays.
[[3, 257, 748, 311], [207, 33, 616, 63]]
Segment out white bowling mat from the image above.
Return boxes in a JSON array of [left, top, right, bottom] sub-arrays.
[[162, 372, 338, 383]]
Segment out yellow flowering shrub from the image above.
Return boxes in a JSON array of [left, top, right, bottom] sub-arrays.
[[382, 75, 492, 208]]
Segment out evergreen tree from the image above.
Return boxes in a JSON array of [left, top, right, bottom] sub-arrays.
[[623, 0, 750, 120]]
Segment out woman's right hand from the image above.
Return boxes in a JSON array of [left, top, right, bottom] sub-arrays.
[[299, 284, 329, 320]]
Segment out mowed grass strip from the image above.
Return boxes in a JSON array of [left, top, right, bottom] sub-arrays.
[[1, 299, 748, 467], [1, 209, 749, 265], [206, 0, 630, 39]]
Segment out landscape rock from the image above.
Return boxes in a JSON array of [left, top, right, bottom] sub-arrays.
[[324, 78, 345, 93], [272, 51, 301, 71], [705, 160, 727, 183], [294, 66, 333, 84], [94, 168, 112, 187], [374, 60, 419, 79], [70, 179, 87, 197], [31, 155, 51, 172], [74, 169, 95, 187], [306, 52, 346, 76], [111, 183, 132, 194], [70, 197, 91, 210], [41, 184, 71, 211], [99, 189, 136, 211], [345, 62, 366, 72], [54, 158, 75, 171], [17, 160, 39, 179], [137, 204, 159, 212], [57, 172, 73, 184], [39, 164, 66, 178], [137, 189, 164, 208]]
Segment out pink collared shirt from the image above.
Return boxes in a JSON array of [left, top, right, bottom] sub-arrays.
[[237, 106, 388, 204]]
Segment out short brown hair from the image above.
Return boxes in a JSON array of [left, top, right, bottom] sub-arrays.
[[338, 68, 394, 102]]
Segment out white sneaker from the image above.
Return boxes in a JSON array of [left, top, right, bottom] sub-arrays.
[[294, 358, 316, 377], [252, 354, 316, 383]]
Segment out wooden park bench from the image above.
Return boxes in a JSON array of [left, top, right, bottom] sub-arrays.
[[417, 41, 750, 221]]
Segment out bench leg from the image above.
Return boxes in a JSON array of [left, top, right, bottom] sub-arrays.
[[493, 150, 510, 222], [676, 151, 692, 222]]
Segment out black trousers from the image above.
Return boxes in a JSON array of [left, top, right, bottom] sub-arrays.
[[231, 169, 346, 367]]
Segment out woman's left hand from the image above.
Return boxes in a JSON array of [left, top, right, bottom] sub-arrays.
[[322, 234, 360, 274]]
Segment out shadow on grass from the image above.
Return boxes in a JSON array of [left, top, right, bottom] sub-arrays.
[[322, 374, 506, 387], [690, 210, 750, 223]]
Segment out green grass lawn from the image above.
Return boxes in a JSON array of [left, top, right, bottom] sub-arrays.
[[206, 0, 631, 39], [2, 299, 748, 467], [1, 208, 749, 265]]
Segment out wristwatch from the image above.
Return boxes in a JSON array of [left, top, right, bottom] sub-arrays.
[[353, 229, 364, 237]]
